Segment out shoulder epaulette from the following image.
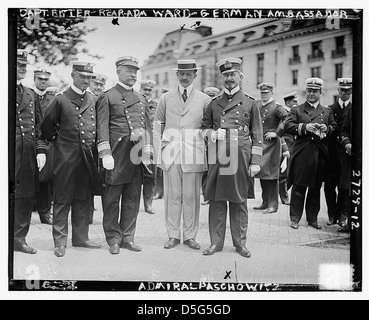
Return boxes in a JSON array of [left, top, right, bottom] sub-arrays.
[[244, 93, 255, 100]]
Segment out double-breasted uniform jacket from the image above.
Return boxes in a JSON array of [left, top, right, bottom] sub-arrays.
[[154, 87, 212, 173], [96, 84, 152, 185], [201, 90, 263, 203], [255, 99, 288, 180], [33, 90, 56, 182], [144, 99, 158, 179], [327, 100, 352, 190], [284, 102, 338, 189], [13, 84, 46, 199], [41, 87, 98, 202]]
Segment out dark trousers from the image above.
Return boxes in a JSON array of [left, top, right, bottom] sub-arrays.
[[154, 167, 163, 198], [279, 178, 289, 202], [52, 198, 90, 247], [37, 180, 52, 216], [208, 200, 248, 249], [324, 180, 350, 223], [103, 166, 142, 246], [260, 179, 279, 210], [143, 172, 155, 208], [202, 171, 208, 198], [14, 197, 34, 243], [290, 183, 322, 224]]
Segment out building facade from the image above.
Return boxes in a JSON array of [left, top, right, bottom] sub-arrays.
[[141, 18, 353, 106]]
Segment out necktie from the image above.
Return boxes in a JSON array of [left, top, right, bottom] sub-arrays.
[[226, 94, 233, 100], [182, 89, 187, 102]]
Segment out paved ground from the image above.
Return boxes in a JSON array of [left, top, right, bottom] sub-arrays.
[[11, 183, 351, 288]]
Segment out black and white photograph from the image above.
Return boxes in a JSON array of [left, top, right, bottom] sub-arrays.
[[3, 0, 366, 302]]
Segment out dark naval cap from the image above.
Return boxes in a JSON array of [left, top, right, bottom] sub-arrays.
[[258, 82, 275, 93], [92, 73, 108, 84], [17, 49, 30, 65], [140, 79, 156, 89], [115, 56, 140, 69], [338, 77, 352, 89], [71, 61, 95, 76], [34, 69, 51, 79], [216, 58, 242, 74]]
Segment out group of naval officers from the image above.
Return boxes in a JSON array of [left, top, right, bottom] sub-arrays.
[[12, 49, 353, 259]]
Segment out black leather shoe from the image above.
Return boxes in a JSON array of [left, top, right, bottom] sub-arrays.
[[40, 214, 53, 225], [184, 239, 201, 250], [308, 222, 322, 230], [153, 194, 162, 200], [73, 240, 102, 249], [164, 238, 180, 249], [145, 205, 155, 214], [290, 221, 299, 229], [281, 199, 290, 205], [327, 218, 336, 226], [253, 204, 268, 210], [264, 207, 277, 214], [235, 245, 251, 258], [203, 245, 222, 256], [54, 246, 66, 257], [14, 241, 37, 254], [201, 200, 210, 205], [338, 225, 350, 233], [121, 241, 142, 252], [109, 244, 120, 255]]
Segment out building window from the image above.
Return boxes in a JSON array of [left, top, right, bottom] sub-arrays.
[[289, 45, 301, 65], [308, 41, 324, 61], [163, 72, 168, 85], [208, 41, 218, 50], [311, 67, 321, 78], [335, 63, 343, 79], [292, 70, 298, 85], [332, 36, 346, 58], [263, 25, 277, 37], [257, 53, 264, 85], [242, 31, 255, 43], [201, 65, 207, 88]]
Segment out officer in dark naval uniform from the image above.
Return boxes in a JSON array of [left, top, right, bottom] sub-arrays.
[[41, 61, 102, 257], [32, 69, 55, 225], [253, 83, 288, 214], [201, 58, 263, 258], [96, 56, 153, 255], [284, 78, 338, 230], [278, 91, 298, 205], [139, 79, 157, 215], [324, 78, 352, 228], [89, 73, 107, 96], [12, 50, 47, 254]]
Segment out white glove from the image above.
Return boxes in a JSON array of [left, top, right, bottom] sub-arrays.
[[280, 157, 288, 173], [37, 153, 46, 172], [211, 128, 226, 142], [102, 155, 115, 170], [249, 164, 260, 177]]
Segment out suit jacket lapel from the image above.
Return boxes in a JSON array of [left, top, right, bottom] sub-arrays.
[[182, 89, 197, 115], [223, 90, 243, 113]]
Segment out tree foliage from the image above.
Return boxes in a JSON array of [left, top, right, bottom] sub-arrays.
[[17, 16, 102, 66]]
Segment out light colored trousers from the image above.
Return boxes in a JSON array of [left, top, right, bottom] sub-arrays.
[[163, 163, 202, 241]]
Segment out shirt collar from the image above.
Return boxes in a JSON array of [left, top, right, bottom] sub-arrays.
[[33, 87, 47, 96], [71, 84, 85, 95], [118, 81, 133, 91], [308, 101, 320, 109], [224, 86, 240, 96], [179, 84, 193, 96], [262, 97, 274, 106], [339, 98, 349, 108], [17, 80, 22, 86]]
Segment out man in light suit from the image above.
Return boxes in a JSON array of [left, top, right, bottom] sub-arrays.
[[154, 59, 211, 250]]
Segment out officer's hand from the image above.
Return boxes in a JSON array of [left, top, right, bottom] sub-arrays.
[[282, 151, 290, 159], [345, 143, 352, 155], [216, 128, 226, 141], [249, 164, 260, 177], [264, 132, 277, 141], [317, 124, 328, 132], [305, 123, 317, 133], [102, 155, 115, 170], [280, 157, 288, 173], [37, 153, 46, 172]]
